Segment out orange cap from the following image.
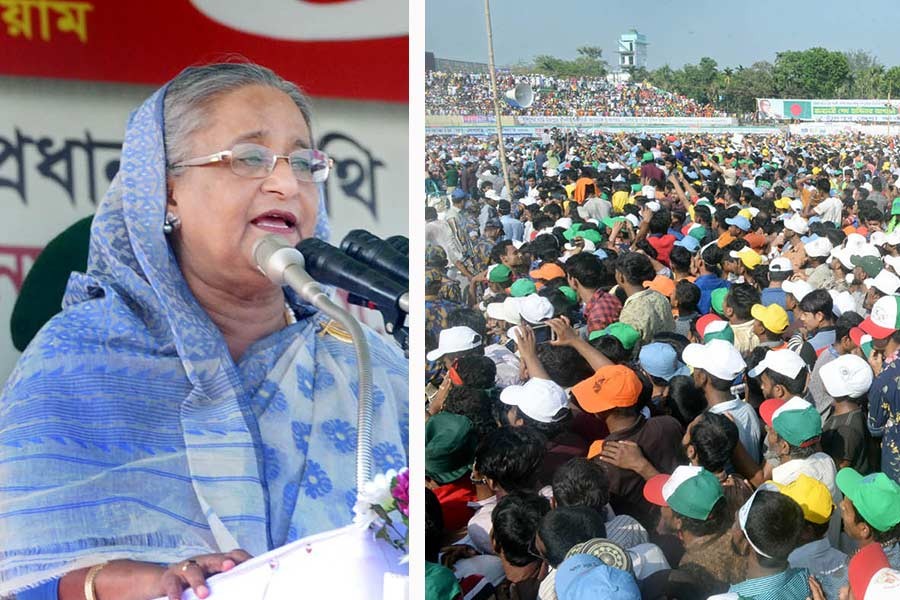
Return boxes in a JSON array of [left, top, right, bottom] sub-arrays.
[[587, 439, 605, 459], [529, 262, 566, 281], [644, 275, 675, 298], [716, 232, 735, 248], [743, 232, 767, 251], [572, 365, 642, 414]]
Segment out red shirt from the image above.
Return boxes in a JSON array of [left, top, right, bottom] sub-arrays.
[[432, 476, 478, 533], [583, 288, 623, 334], [647, 234, 676, 266]]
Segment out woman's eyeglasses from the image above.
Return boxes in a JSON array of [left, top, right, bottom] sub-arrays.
[[170, 143, 333, 183]]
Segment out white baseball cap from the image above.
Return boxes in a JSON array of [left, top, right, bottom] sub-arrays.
[[871, 231, 888, 247], [769, 257, 793, 273], [829, 290, 857, 317], [486, 297, 522, 325], [518, 294, 554, 324], [426, 326, 483, 362], [784, 214, 809, 235], [864, 270, 900, 296], [783, 279, 813, 302], [565, 238, 596, 252], [748, 349, 808, 379], [642, 185, 656, 199], [819, 354, 873, 399], [884, 254, 900, 274], [555, 217, 574, 230], [830, 247, 855, 270], [804, 236, 833, 258], [682, 339, 746, 381], [500, 378, 569, 423], [845, 233, 868, 251]]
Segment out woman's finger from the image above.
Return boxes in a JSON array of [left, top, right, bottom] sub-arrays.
[[161, 571, 188, 600], [178, 560, 212, 599]]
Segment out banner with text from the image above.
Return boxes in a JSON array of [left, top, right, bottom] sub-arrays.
[[0, 0, 406, 102], [757, 98, 900, 122]]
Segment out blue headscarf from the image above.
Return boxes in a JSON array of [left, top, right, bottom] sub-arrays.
[[0, 84, 408, 593]]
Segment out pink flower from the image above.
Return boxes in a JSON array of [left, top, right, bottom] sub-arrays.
[[391, 468, 409, 517]]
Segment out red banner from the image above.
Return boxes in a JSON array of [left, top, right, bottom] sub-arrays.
[[0, 0, 407, 102]]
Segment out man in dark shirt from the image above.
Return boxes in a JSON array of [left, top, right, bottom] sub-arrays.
[[640, 151, 665, 182], [571, 364, 685, 530], [820, 354, 874, 473]]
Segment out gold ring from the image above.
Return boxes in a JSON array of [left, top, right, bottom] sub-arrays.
[[181, 559, 199, 572]]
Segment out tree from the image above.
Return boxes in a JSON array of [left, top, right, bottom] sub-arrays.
[[883, 66, 900, 98], [528, 47, 607, 78], [773, 48, 850, 98]]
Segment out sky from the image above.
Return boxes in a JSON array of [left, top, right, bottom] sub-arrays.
[[426, 0, 900, 71]]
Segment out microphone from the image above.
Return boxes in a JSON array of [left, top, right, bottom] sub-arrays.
[[296, 238, 410, 317], [385, 235, 409, 256], [252, 234, 377, 490], [340, 230, 409, 285]]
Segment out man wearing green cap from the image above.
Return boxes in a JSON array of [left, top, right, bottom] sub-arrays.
[[588, 322, 641, 354], [425, 412, 479, 533], [642, 466, 747, 598], [837, 467, 900, 569]]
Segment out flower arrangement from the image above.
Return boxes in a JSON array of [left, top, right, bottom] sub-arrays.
[[353, 467, 409, 559]]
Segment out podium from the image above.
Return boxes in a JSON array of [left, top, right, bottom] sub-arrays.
[[153, 524, 408, 600]]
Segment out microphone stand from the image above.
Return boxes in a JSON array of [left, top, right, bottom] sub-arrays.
[[253, 236, 374, 492]]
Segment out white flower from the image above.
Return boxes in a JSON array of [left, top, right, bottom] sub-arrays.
[[352, 469, 398, 527]]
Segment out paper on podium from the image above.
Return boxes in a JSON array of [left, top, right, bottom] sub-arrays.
[[153, 524, 408, 600]]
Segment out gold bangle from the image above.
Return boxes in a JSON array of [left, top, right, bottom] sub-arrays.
[[84, 562, 108, 600]]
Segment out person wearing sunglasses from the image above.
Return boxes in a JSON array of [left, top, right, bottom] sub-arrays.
[[0, 63, 408, 600]]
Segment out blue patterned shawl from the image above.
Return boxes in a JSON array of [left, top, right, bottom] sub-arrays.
[[0, 86, 408, 593]]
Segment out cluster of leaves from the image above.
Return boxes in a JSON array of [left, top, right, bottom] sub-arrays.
[[512, 46, 609, 78], [515, 47, 900, 113], [633, 49, 900, 112]]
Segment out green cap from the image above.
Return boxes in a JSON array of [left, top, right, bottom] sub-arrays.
[[702, 319, 734, 343], [602, 216, 627, 230], [631, 183, 643, 193], [488, 264, 512, 283], [576, 229, 602, 244], [425, 413, 477, 485], [710, 288, 729, 316], [642, 152, 654, 162], [851, 255, 884, 278], [644, 466, 724, 520], [425, 562, 463, 600], [588, 322, 640, 350], [510, 278, 537, 297], [559, 285, 578, 303], [562, 223, 584, 241], [893, 197, 900, 216], [761, 397, 822, 448], [688, 226, 707, 242], [836, 468, 900, 532]]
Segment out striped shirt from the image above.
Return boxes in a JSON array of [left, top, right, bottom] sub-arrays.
[[728, 567, 811, 600]]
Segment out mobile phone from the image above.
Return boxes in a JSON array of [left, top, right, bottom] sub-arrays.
[[532, 323, 555, 344]]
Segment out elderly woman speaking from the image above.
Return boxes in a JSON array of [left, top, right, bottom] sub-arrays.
[[0, 63, 408, 600]]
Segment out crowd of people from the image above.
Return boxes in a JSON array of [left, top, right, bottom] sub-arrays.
[[424, 129, 900, 599], [424, 72, 723, 118]]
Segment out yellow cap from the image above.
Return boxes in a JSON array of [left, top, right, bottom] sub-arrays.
[[733, 248, 762, 269], [773, 474, 834, 524], [774, 197, 792, 210], [884, 161, 892, 171], [739, 209, 754, 220], [812, 167, 822, 175], [751, 303, 789, 334]]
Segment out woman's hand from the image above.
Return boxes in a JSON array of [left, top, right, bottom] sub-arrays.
[[158, 551, 252, 600]]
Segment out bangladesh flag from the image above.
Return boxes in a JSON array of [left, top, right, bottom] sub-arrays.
[[783, 100, 812, 120]]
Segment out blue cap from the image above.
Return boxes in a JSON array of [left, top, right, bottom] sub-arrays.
[[556, 554, 640, 600], [800, 234, 820, 245], [700, 168, 711, 177], [725, 216, 751, 232], [674, 236, 700, 253], [639, 343, 691, 382], [809, 216, 823, 224], [451, 188, 467, 200], [593, 248, 609, 259]]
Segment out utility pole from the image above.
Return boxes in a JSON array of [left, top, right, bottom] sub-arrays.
[[483, 0, 512, 200]]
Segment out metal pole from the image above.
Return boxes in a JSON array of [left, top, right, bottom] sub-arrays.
[[483, 0, 512, 200]]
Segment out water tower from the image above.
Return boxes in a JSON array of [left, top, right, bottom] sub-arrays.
[[618, 29, 648, 69]]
